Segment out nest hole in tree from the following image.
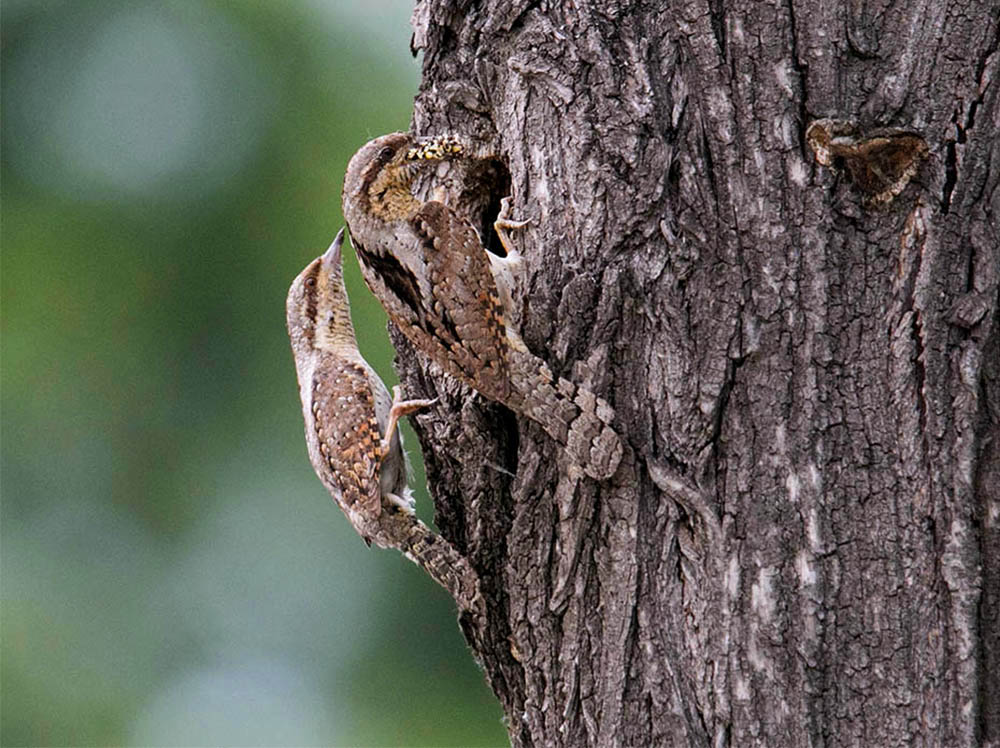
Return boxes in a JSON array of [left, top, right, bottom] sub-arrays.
[[458, 156, 513, 259]]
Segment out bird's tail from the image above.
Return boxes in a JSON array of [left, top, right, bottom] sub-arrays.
[[375, 513, 483, 616], [505, 343, 623, 481]]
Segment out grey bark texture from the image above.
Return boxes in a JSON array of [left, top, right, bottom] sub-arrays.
[[389, 1, 1000, 745]]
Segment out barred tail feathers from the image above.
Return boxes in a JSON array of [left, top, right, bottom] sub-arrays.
[[376, 514, 482, 613], [506, 343, 623, 481]]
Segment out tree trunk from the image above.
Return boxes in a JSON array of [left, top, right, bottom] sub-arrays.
[[393, 1, 1000, 745]]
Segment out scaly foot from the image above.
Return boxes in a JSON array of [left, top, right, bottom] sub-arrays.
[[379, 385, 438, 456]]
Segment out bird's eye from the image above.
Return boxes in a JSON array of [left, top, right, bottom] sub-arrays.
[[378, 146, 394, 161], [305, 277, 316, 288]]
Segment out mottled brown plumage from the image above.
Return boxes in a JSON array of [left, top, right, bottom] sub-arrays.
[[287, 229, 431, 533], [343, 134, 510, 401], [342, 133, 624, 480], [286, 230, 482, 611]]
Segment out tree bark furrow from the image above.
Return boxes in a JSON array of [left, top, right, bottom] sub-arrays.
[[402, 1, 1000, 744]]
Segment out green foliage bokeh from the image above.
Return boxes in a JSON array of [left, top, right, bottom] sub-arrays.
[[0, 1, 506, 745]]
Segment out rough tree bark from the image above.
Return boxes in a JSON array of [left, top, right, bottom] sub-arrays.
[[388, 1, 1000, 745]]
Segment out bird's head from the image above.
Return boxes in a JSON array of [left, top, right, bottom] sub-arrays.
[[286, 227, 356, 359], [343, 132, 466, 221]]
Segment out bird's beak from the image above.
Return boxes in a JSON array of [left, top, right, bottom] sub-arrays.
[[324, 227, 346, 266]]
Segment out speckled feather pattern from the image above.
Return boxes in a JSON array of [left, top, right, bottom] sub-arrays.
[[286, 232, 483, 611], [411, 200, 510, 399], [310, 355, 385, 517], [342, 132, 624, 480]]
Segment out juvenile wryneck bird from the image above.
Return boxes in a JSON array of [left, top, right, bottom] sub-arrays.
[[286, 229, 481, 610]]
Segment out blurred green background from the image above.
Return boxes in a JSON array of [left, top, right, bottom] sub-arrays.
[[1, 1, 507, 745]]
